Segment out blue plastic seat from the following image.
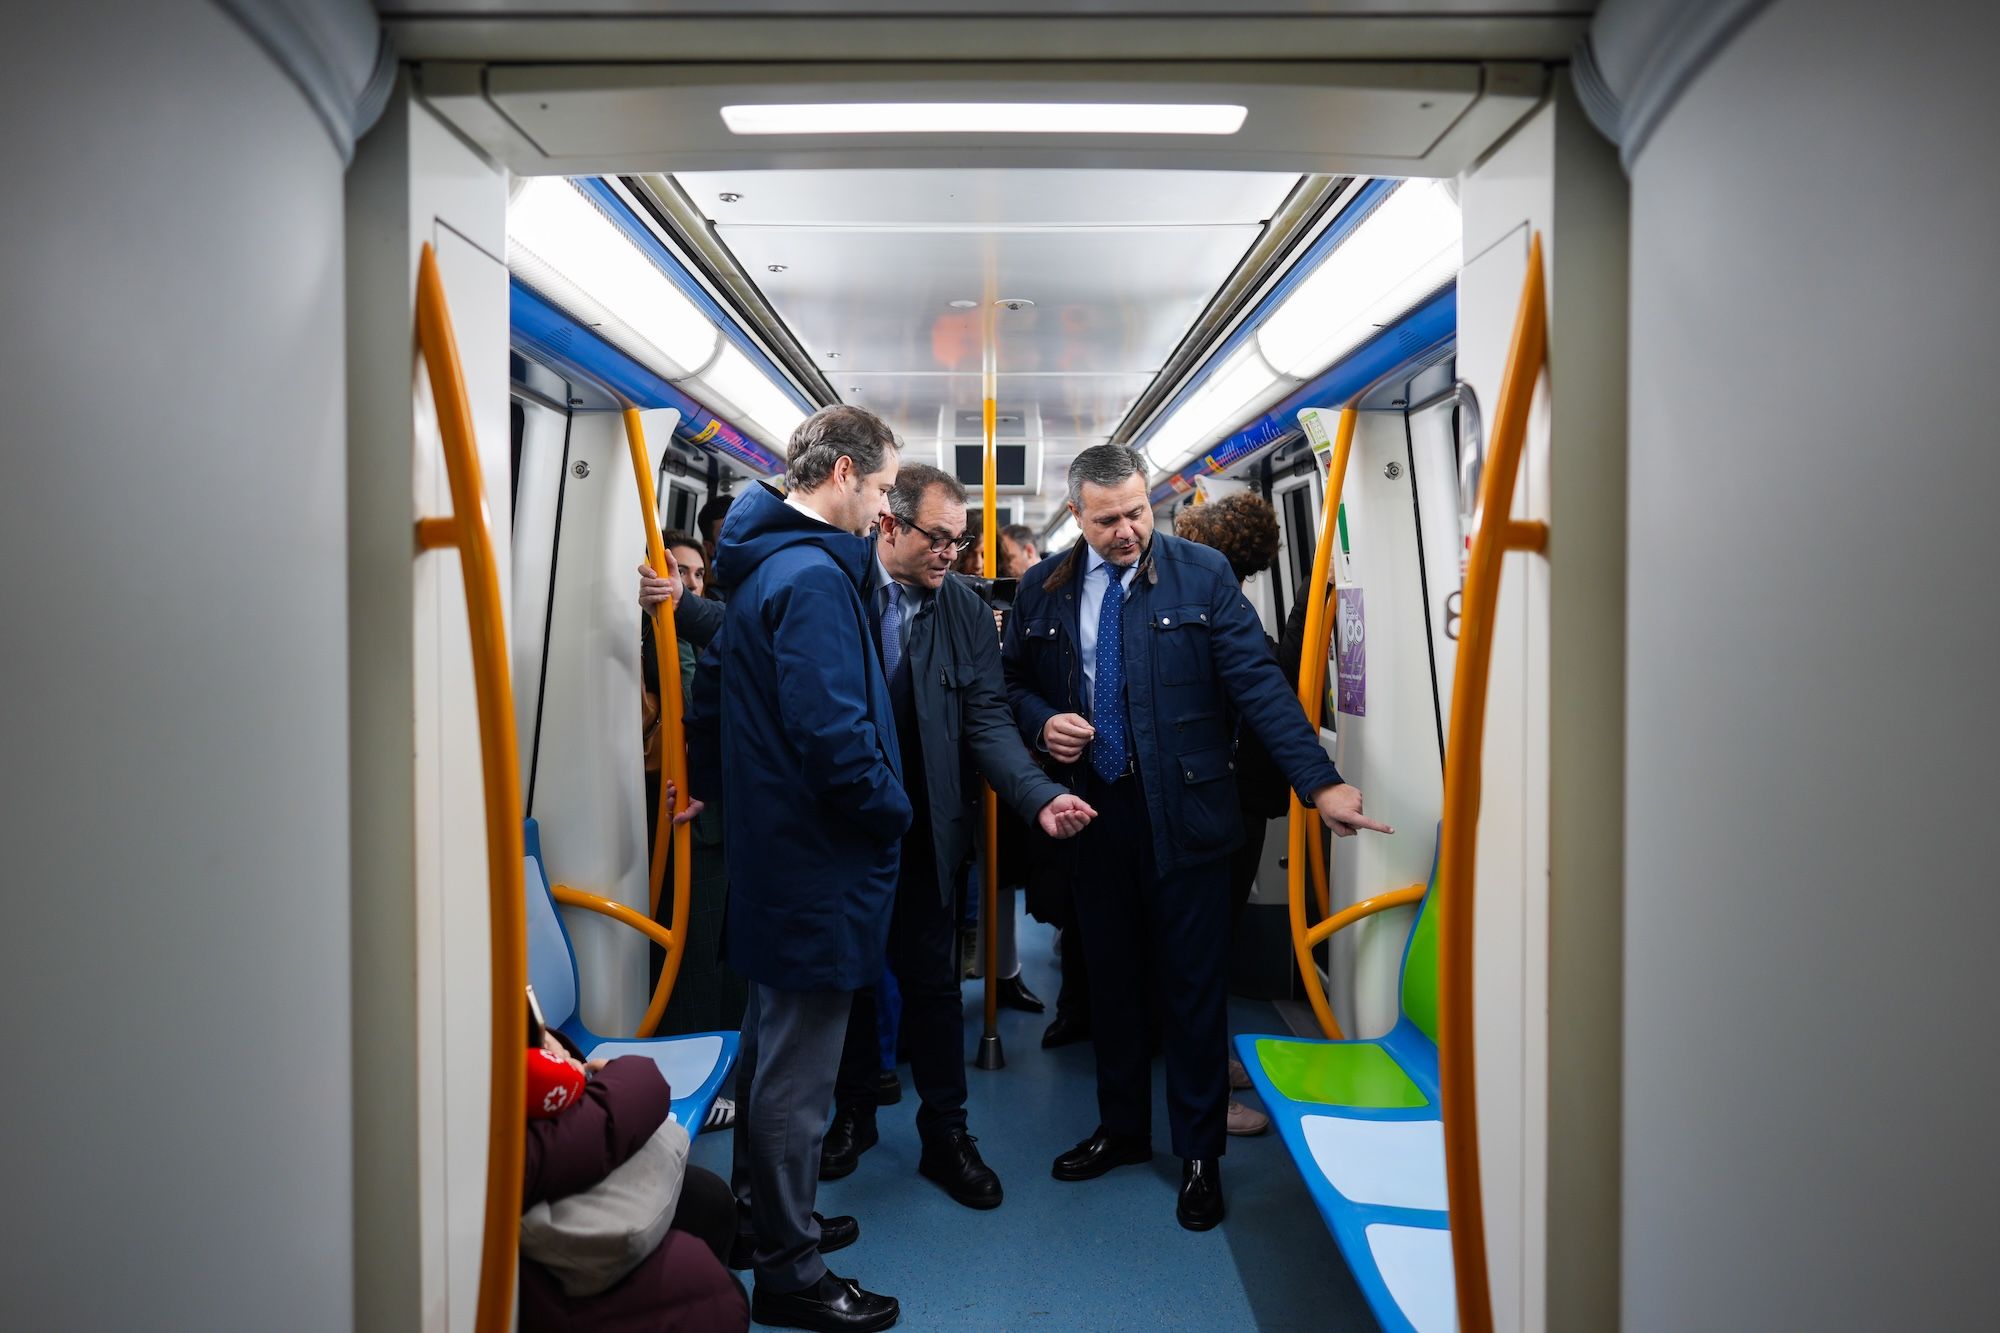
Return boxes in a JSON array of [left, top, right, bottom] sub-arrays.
[[524, 818, 737, 1133], [1234, 848, 1455, 1333]]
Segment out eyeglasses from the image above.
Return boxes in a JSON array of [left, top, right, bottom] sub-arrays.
[[898, 518, 974, 556]]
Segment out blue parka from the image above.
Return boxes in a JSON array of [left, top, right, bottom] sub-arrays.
[[1002, 531, 1343, 876], [706, 483, 912, 991]]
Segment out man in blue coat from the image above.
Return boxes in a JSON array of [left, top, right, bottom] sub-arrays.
[[710, 405, 909, 1333], [1003, 444, 1392, 1233]]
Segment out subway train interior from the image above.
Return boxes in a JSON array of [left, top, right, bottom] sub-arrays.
[[4, 2, 1993, 1331]]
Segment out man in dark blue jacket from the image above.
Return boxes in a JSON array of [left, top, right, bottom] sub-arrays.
[[819, 463, 1094, 1205], [1003, 444, 1392, 1233], [710, 405, 909, 1333]]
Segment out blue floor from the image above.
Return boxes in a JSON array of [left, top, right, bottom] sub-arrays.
[[691, 908, 1381, 1331]]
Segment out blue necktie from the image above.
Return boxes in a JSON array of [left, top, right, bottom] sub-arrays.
[[879, 582, 903, 682], [1092, 569, 1128, 783]]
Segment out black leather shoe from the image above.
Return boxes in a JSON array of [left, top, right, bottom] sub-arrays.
[[751, 1271, 900, 1333], [996, 974, 1046, 1014], [918, 1128, 1003, 1209], [1041, 1012, 1091, 1049], [875, 1068, 903, 1105], [1177, 1158, 1225, 1232], [728, 1212, 858, 1269], [1051, 1127, 1152, 1181], [820, 1107, 879, 1181]]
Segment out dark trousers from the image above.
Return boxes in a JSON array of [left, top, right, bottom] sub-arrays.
[[833, 823, 968, 1141], [1072, 767, 1232, 1161]]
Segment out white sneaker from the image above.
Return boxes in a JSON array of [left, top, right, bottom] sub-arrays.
[[1228, 1057, 1251, 1091], [1226, 1099, 1270, 1137]]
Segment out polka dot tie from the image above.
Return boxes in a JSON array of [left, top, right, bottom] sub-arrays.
[[879, 582, 903, 682], [1091, 570, 1128, 784]]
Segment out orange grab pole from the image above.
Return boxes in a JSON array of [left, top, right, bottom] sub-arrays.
[[622, 408, 693, 1039], [413, 242, 527, 1333], [1304, 883, 1427, 950], [980, 389, 1002, 1042], [1286, 403, 1357, 1040], [1438, 231, 1549, 1333], [552, 883, 679, 955]]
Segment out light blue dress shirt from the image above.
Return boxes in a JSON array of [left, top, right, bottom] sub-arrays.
[[1079, 545, 1138, 716]]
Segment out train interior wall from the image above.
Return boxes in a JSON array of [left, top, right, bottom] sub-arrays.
[[1, 1, 357, 1326], [1620, 0, 1995, 1326]]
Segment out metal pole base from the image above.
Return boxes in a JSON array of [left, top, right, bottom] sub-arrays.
[[974, 1032, 1006, 1070]]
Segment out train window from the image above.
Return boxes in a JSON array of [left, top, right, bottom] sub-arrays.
[[1284, 482, 1316, 593]]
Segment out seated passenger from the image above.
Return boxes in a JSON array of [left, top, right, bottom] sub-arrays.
[[521, 1032, 749, 1333]]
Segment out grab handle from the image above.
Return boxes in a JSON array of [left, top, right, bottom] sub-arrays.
[[1286, 403, 1356, 1039], [412, 242, 526, 1333], [623, 409, 693, 1038], [1438, 231, 1549, 1333]]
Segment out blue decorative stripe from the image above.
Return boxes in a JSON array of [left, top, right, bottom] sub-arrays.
[[572, 177, 817, 416], [1149, 283, 1456, 505], [1134, 178, 1399, 455], [510, 279, 785, 476]]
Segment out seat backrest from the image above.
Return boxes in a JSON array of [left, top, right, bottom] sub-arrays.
[[523, 819, 580, 1032], [1397, 833, 1443, 1046]]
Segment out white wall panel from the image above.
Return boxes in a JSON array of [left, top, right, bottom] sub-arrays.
[[348, 84, 512, 1333], [1621, 2, 1993, 1326], [0, 2, 353, 1326], [1322, 414, 1450, 1038], [511, 398, 569, 804], [534, 409, 678, 1038]]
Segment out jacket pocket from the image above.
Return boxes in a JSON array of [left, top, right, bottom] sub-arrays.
[[941, 659, 977, 742], [1170, 745, 1241, 854], [1150, 605, 1213, 686]]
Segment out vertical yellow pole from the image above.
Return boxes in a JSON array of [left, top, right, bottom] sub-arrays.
[[1286, 405, 1357, 1040], [977, 292, 1005, 1070], [622, 409, 693, 1038]]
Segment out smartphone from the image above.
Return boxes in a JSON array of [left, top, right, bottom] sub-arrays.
[[527, 984, 548, 1048]]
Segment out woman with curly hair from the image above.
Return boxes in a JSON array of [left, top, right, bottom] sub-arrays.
[[1172, 491, 1312, 1139]]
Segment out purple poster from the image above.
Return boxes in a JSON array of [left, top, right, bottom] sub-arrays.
[[1335, 587, 1366, 717]]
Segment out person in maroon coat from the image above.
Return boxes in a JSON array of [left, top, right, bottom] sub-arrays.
[[521, 1052, 749, 1333]]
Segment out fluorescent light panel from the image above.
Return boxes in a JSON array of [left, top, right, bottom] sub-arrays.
[[720, 102, 1247, 136], [508, 178, 720, 373], [701, 342, 807, 448], [1256, 180, 1461, 379], [1145, 180, 1462, 472]]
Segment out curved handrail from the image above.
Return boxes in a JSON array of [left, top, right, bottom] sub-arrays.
[[1439, 231, 1549, 1333], [1287, 403, 1357, 1039], [1304, 882, 1426, 949], [552, 882, 678, 955], [412, 242, 526, 1333], [622, 408, 693, 1039]]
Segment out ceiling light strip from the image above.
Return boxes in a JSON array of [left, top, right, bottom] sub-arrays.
[[720, 102, 1247, 137], [1148, 283, 1457, 507], [509, 279, 785, 477], [1131, 178, 1400, 457], [570, 177, 817, 416]]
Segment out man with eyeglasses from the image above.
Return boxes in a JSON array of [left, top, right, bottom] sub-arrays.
[[818, 462, 1096, 1209]]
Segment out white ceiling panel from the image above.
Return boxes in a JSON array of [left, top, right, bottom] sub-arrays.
[[661, 165, 1306, 523], [715, 224, 1266, 375]]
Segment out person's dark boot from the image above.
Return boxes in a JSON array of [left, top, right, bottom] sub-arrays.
[[875, 1068, 902, 1105], [995, 974, 1045, 1013], [819, 1106, 879, 1181], [1176, 1158, 1225, 1231], [918, 1128, 1003, 1209], [751, 1271, 900, 1332], [1040, 1011, 1091, 1048], [728, 1212, 858, 1270], [1051, 1127, 1152, 1181]]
